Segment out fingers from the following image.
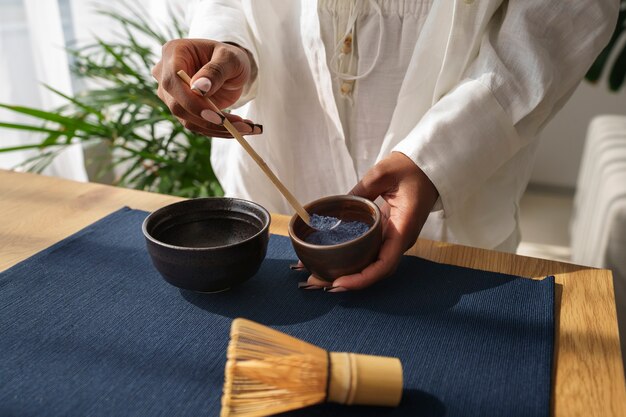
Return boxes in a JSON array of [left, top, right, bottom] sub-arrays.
[[162, 71, 224, 123], [302, 275, 347, 292], [306, 275, 332, 287], [380, 202, 391, 234], [349, 162, 398, 202], [158, 84, 210, 127], [290, 261, 306, 270], [153, 39, 257, 137], [176, 119, 261, 138], [189, 45, 251, 109], [190, 48, 247, 95], [151, 60, 162, 81], [299, 217, 405, 292], [324, 154, 438, 291], [300, 223, 405, 292], [176, 115, 263, 138], [331, 222, 405, 291], [158, 80, 262, 137]]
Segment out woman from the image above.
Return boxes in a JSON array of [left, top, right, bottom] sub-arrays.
[[153, 0, 617, 290]]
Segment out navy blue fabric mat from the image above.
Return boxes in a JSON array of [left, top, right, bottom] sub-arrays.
[[0, 208, 554, 417]]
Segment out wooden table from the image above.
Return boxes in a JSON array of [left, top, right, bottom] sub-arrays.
[[1, 169, 624, 416]]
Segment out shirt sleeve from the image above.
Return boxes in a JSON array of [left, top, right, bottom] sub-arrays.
[[392, 0, 619, 218], [186, 0, 258, 108]]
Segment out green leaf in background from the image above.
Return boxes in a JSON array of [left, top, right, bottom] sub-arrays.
[[609, 38, 626, 91], [0, 0, 223, 198], [586, 1, 626, 92]]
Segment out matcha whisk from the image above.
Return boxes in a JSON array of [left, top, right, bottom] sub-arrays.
[[177, 70, 324, 227], [220, 318, 403, 417]]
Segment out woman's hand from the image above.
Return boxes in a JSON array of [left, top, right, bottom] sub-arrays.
[[152, 39, 262, 138], [306, 152, 439, 291]]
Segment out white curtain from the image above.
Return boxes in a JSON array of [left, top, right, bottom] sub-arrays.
[[0, 0, 87, 181], [0, 0, 186, 182]]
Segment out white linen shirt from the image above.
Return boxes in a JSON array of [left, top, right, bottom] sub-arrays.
[[317, 0, 433, 180], [187, 0, 617, 251]]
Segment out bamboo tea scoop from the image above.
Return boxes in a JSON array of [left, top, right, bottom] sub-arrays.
[[221, 318, 403, 417], [177, 70, 329, 228]]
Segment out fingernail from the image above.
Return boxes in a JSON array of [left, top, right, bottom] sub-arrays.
[[201, 109, 224, 125], [232, 121, 253, 133], [298, 282, 323, 290], [290, 263, 305, 270], [191, 77, 211, 95], [324, 286, 347, 293], [252, 124, 263, 134]]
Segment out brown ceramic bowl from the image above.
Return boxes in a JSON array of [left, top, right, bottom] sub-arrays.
[[142, 198, 270, 293], [288, 195, 382, 282]]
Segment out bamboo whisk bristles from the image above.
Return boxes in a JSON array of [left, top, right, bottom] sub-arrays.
[[221, 319, 404, 417], [221, 318, 328, 417]]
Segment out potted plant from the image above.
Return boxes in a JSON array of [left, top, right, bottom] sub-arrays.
[[0, 3, 222, 198]]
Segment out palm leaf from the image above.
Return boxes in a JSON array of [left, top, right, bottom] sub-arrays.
[[609, 37, 626, 91], [586, 1, 626, 91], [0, 143, 72, 153], [0, 104, 106, 135], [0, 121, 71, 136]]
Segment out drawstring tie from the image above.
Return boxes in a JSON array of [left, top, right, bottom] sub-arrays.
[[329, 0, 384, 104]]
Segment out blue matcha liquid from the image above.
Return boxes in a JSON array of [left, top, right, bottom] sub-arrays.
[[305, 214, 370, 245]]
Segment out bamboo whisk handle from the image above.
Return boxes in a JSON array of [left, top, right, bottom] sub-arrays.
[[175, 70, 311, 225], [328, 352, 403, 407]]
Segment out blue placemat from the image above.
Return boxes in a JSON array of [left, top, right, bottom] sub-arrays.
[[0, 208, 554, 417]]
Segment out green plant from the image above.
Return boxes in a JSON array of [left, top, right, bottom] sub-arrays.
[[0, 3, 223, 198], [586, 1, 626, 92]]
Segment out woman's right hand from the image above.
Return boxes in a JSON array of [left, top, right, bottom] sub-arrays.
[[152, 39, 262, 138]]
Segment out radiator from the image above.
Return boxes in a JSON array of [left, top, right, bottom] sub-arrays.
[[571, 114, 626, 369], [571, 115, 626, 267]]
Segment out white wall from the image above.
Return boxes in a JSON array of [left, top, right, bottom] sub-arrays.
[[531, 81, 626, 189]]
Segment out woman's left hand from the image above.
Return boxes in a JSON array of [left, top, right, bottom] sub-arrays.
[[305, 152, 439, 291]]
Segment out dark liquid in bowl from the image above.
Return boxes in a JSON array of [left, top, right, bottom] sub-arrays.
[[156, 217, 260, 248]]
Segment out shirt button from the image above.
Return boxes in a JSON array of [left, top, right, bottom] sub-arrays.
[[342, 33, 353, 54], [340, 81, 353, 94]]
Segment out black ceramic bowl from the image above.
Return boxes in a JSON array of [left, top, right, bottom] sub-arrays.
[[142, 198, 270, 292], [288, 195, 382, 282]]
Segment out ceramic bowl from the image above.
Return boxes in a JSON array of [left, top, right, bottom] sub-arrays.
[[288, 195, 382, 282], [142, 198, 270, 292]]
